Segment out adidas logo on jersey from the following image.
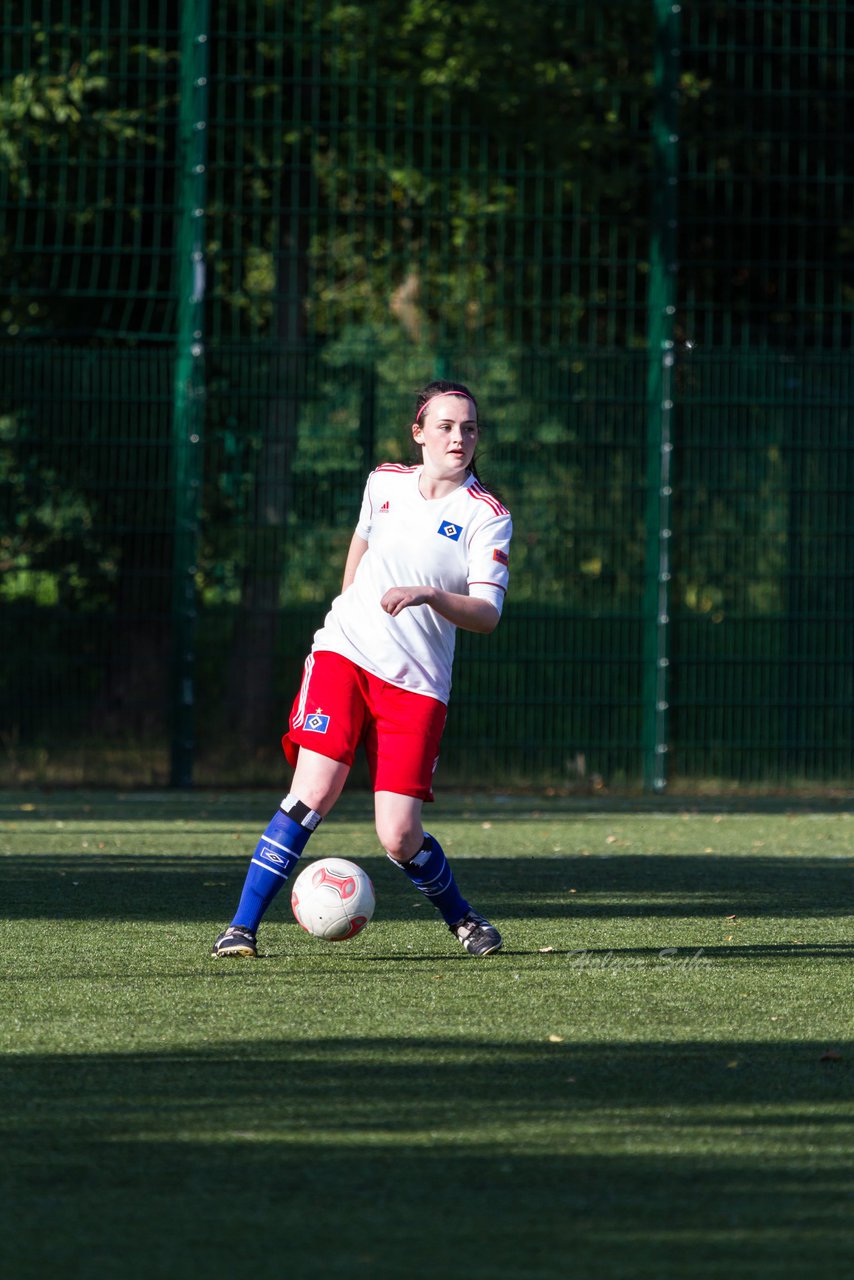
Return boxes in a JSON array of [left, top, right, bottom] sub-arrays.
[[379, 501, 390, 513]]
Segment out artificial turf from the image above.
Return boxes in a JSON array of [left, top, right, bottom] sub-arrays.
[[1, 790, 851, 1279]]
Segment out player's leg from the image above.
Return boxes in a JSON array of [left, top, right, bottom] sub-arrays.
[[212, 652, 366, 958], [375, 791, 502, 956], [375, 789, 466, 919], [212, 750, 349, 957], [368, 679, 502, 956]]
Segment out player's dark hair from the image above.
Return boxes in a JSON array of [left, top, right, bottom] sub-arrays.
[[411, 379, 486, 485], [414, 379, 478, 421]]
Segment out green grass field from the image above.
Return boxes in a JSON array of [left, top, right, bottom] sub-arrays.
[[1, 789, 852, 1280]]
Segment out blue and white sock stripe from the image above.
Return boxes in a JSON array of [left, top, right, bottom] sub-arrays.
[[389, 839, 468, 927], [388, 851, 453, 897], [250, 856, 292, 880], [230, 806, 313, 934], [251, 833, 301, 881], [411, 866, 454, 897], [261, 834, 295, 856]]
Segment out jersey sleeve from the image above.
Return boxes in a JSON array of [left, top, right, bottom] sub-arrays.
[[467, 512, 512, 616], [354, 472, 375, 541]]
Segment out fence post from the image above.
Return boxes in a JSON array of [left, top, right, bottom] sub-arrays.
[[642, 0, 680, 792], [170, 1, 210, 787]]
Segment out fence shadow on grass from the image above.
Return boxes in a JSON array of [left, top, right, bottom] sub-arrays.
[[2, 848, 852, 925], [0, 1036, 851, 1279]]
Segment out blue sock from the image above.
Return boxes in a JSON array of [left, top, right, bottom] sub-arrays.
[[392, 832, 469, 926], [231, 794, 321, 932]]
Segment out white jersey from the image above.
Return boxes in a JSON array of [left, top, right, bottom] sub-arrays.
[[311, 464, 512, 704]]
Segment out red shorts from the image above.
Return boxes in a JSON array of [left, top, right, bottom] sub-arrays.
[[282, 650, 447, 801]]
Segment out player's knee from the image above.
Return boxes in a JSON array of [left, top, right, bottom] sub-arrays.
[[376, 816, 421, 862]]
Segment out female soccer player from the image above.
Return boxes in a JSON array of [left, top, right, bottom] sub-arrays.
[[212, 379, 512, 958]]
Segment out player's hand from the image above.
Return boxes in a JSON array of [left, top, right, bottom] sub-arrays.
[[380, 586, 431, 616]]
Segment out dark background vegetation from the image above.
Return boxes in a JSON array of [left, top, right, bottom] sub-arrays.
[[1, 1, 852, 788]]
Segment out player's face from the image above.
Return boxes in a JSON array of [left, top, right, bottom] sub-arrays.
[[413, 395, 479, 479]]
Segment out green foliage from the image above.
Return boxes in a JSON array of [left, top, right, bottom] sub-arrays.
[[0, 350, 172, 616], [1, 4, 852, 780], [0, 20, 177, 339], [0, 406, 110, 610]]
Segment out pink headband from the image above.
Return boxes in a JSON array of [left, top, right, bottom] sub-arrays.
[[415, 390, 477, 423]]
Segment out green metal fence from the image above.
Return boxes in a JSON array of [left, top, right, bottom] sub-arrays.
[[1, 1, 852, 790]]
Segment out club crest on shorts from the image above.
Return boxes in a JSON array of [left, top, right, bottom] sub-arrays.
[[438, 521, 463, 541], [305, 711, 330, 734]]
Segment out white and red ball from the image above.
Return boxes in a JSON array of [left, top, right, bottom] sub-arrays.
[[291, 857, 375, 941]]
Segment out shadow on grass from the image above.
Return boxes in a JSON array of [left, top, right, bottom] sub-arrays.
[[0, 1037, 851, 1279], [2, 849, 853, 924]]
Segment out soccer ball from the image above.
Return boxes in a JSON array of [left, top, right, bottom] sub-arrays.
[[291, 857, 375, 941]]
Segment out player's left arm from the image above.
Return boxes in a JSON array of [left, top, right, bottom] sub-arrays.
[[382, 508, 511, 634], [381, 586, 500, 634]]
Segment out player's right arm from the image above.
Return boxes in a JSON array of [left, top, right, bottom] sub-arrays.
[[341, 532, 369, 591]]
